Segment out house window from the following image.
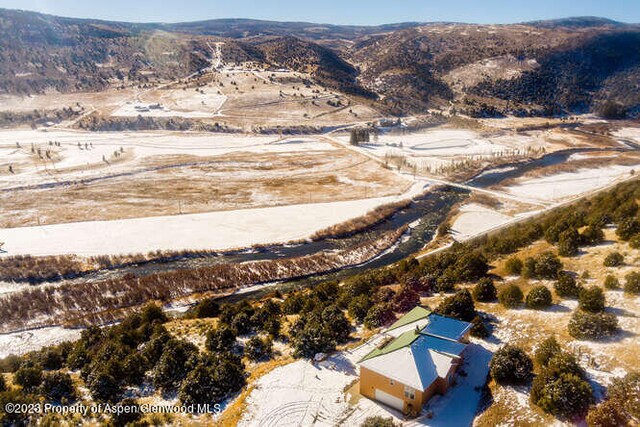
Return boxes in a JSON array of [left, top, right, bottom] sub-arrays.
[[404, 386, 415, 400]]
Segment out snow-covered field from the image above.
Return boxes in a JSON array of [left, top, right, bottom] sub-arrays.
[[238, 333, 386, 427], [340, 129, 509, 164], [502, 165, 637, 202], [163, 89, 227, 115], [0, 129, 337, 188], [334, 127, 560, 174], [449, 164, 637, 245], [0, 327, 81, 358], [110, 102, 215, 118], [614, 127, 640, 143], [0, 191, 420, 256], [450, 203, 515, 240], [239, 357, 356, 427], [377, 129, 506, 157]]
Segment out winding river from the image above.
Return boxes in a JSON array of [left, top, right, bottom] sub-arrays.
[[8, 145, 633, 298], [1, 143, 636, 352]]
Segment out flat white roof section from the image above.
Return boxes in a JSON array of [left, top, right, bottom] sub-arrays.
[[360, 334, 462, 391]]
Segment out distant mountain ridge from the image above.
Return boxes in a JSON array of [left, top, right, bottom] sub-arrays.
[[1, 8, 639, 117], [162, 18, 422, 42], [524, 16, 628, 28]]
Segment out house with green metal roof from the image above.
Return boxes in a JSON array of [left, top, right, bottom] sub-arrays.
[[357, 306, 472, 416]]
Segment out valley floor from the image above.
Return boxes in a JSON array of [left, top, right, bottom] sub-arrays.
[[0, 187, 422, 256]]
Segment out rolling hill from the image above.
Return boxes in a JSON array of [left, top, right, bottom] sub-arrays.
[[1, 8, 639, 117]]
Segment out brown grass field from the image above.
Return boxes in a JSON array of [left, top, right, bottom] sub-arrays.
[[0, 145, 409, 228]]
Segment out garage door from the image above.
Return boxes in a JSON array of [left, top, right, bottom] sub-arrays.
[[374, 389, 404, 411]]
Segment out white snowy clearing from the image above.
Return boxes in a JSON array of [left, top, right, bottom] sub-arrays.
[[334, 127, 557, 174], [345, 129, 507, 157], [450, 203, 514, 241], [238, 356, 358, 427], [378, 129, 506, 156], [613, 127, 640, 144], [0, 327, 81, 358], [337, 129, 511, 172], [502, 165, 637, 202], [0, 129, 338, 189], [0, 188, 423, 257], [110, 102, 217, 118], [448, 165, 638, 245]]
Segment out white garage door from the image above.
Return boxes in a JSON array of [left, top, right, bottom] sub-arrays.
[[374, 388, 404, 411]]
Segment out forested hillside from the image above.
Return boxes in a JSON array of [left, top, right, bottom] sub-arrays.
[[1, 9, 639, 116]]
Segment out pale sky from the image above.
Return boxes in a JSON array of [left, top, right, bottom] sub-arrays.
[[0, 0, 638, 25]]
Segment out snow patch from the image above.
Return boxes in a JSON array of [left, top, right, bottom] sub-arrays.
[[503, 165, 637, 202], [0, 327, 81, 358], [450, 203, 514, 240], [0, 195, 407, 256]]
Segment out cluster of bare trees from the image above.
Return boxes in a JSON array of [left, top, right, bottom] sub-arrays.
[[0, 229, 404, 331], [0, 107, 80, 127], [349, 128, 370, 145], [2, 206, 415, 285], [310, 199, 411, 240], [76, 116, 328, 135], [0, 249, 232, 283], [76, 115, 240, 133], [251, 125, 323, 135], [0, 255, 87, 283]]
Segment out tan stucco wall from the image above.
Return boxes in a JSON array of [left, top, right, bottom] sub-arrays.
[[359, 356, 464, 415], [359, 366, 430, 415]]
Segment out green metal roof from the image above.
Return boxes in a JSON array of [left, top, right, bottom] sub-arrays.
[[359, 329, 420, 362], [387, 306, 431, 331]]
